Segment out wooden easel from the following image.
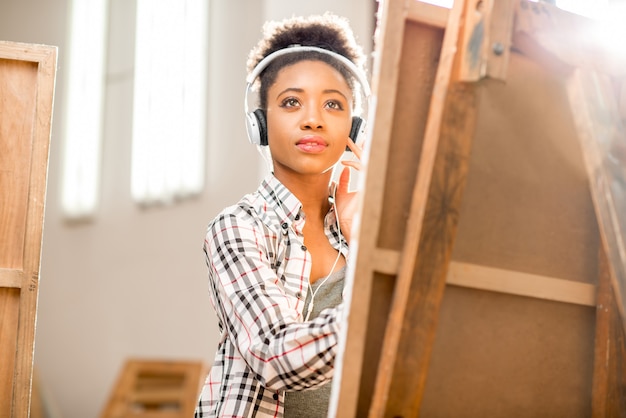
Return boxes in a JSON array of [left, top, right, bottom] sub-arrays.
[[100, 359, 208, 418], [0, 41, 57, 417], [331, 0, 626, 416]]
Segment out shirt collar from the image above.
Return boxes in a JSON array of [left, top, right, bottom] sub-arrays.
[[259, 174, 303, 225]]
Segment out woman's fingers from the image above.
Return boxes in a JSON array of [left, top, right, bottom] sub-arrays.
[[337, 165, 351, 194], [341, 160, 362, 171], [345, 136, 363, 160], [335, 166, 357, 243], [342, 136, 364, 172]]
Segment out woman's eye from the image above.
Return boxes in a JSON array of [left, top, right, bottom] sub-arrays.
[[325, 100, 344, 110], [280, 97, 300, 108]]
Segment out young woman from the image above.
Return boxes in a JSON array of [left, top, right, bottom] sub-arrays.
[[195, 13, 369, 418]]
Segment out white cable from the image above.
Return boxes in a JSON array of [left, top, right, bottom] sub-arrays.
[[304, 185, 343, 322], [268, 176, 344, 322]]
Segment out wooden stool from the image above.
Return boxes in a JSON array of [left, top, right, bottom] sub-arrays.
[[100, 359, 208, 418]]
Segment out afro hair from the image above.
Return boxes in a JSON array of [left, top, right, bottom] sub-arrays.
[[246, 13, 368, 110]]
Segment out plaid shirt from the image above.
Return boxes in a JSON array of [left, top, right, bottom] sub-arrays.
[[195, 175, 348, 417]]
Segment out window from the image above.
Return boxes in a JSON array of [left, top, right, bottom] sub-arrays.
[[131, 0, 209, 204], [61, 0, 108, 219]]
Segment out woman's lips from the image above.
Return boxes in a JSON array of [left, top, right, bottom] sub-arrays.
[[296, 137, 327, 153]]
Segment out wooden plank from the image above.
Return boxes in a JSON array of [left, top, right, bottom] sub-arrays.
[[0, 269, 24, 288], [331, 0, 410, 415], [452, 0, 516, 82], [592, 246, 613, 417], [371, 249, 400, 275], [0, 58, 37, 270], [333, 0, 462, 415], [486, 0, 515, 80], [13, 42, 56, 418], [566, 68, 626, 333], [447, 261, 597, 306], [376, 78, 479, 418], [455, 0, 492, 81], [0, 41, 56, 418], [369, 0, 479, 414], [407, 1, 448, 28], [592, 246, 626, 417], [592, 248, 610, 417], [0, 289, 20, 414]]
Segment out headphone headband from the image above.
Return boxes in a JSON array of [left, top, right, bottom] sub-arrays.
[[245, 45, 371, 114]]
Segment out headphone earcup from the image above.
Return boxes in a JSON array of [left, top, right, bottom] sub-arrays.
[[245, 109, 268, 146], [347, 116, 366, 151]]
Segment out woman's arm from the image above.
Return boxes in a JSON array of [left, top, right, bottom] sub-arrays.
[[204, 211, 343, 392]]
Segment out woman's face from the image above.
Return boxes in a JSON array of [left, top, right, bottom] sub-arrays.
[[265, 60, 354, 180]]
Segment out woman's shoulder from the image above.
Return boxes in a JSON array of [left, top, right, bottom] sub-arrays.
[[207, 189, 275, 233]]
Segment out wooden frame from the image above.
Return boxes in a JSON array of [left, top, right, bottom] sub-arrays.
[[331, 0, 626, 416], [100, 359, 208, 418], [0, 41, 57, 417]]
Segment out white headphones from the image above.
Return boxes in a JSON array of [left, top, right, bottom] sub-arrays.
[[244, 45, 371, 147]]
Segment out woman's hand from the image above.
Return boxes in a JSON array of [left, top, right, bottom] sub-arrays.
[[334, 138, 363, 244]]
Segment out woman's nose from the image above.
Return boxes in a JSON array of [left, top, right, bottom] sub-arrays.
[[300, 105, 324, 130]]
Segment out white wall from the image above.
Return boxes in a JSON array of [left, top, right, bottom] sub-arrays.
[[0, 0, 375, 417]]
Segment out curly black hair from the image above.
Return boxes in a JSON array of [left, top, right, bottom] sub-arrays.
[[247, 13, 368, 111]]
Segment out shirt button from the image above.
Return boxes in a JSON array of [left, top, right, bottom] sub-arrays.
[[295, 214, 300, 220], [296, 292, 303, 299], [273, 393, 279, 400], [301, 245, 307, 251], [281, 222, 288, 229]]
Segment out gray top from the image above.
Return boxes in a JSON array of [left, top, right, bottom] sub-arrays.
[[283, 266, 346, 417]]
